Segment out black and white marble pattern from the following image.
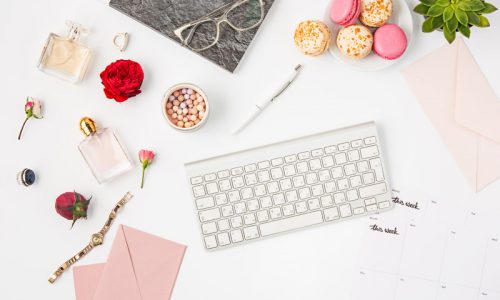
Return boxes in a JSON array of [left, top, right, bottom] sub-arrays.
[[109, 0, 275, 72]]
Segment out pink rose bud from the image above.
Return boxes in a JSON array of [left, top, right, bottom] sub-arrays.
[[138, 149, 155, 188], [18, 97, 43, 140]]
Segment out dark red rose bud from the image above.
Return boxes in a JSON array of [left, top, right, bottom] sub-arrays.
[[100, 59, 144, 102], [55, 191, 91, 229]]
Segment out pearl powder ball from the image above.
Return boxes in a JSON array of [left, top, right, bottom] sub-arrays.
[[166, 87, 207, 130]]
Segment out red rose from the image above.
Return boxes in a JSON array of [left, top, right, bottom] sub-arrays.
[[100, 59, 144, 102]]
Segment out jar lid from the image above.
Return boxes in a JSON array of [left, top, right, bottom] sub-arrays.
[[79, 117, 97, 136]]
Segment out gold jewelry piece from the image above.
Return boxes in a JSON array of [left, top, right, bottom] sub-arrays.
[[113, 32, 129, 52], [48, 192, 133, 284]]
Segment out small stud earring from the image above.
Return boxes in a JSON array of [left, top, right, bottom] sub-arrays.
[[113, 32, 129, 52]]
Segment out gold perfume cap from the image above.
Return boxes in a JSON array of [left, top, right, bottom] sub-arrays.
[[79, 117, 97, 136]]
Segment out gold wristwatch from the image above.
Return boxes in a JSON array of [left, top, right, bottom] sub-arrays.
[[48, 192, 133, 284]]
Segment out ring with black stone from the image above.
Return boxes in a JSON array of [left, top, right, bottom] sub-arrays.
[[17, 168, 36, 186]]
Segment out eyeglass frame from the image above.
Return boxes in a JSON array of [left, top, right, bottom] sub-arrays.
[[173, 0, 265, 52]]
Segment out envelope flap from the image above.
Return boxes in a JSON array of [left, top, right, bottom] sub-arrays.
[[92, 226, 142, 300], [454, 37, 500, 144], [123, 225, 186, 300], [73, 263, 105, 300]]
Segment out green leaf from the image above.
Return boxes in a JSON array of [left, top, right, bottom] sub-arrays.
[[443, 25, 456, 43], [422, 17, 436, 32], [414, 3, 430, 15], [458, 23, 471, 37], [459, 0, 486, 11], [435, 0, 450, 7], [467, 11, 481, 25], [420, 0, 436, 6], [428, 4, 446, 16], [443, 6, 454, 21], [432, 15, 445, 29], [446, 16, 458, 32], [455, 8, 469, 25], [478, 2, 498, 14], [477, 15, 490, 27]]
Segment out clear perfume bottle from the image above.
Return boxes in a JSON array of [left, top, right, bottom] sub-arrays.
[[78, 117, 132, 184], [38, 21, 92, 83]]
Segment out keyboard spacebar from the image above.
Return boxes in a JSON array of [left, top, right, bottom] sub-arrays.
[[260, 212, 324, 236]]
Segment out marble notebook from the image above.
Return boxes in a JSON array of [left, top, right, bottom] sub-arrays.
[[108, 0, 275, 72]]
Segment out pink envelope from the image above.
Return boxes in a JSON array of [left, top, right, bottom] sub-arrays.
[[401, 37, 500, 192], [73, 225, 186, 300]]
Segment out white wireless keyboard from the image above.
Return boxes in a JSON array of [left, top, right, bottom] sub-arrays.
[[185, 122, 394, 250]]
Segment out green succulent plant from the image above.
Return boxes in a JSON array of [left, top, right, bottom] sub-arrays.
[[414, 0, 497, 43]]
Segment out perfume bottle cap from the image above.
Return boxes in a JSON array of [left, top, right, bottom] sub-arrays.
[[80, 117, 97, 136], [65, 20, 88, 41]]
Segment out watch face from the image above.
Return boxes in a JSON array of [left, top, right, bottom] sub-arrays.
[[91, 233, 104, 246]]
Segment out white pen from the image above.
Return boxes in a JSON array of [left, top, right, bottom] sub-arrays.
[[233, 64, 303, 134]]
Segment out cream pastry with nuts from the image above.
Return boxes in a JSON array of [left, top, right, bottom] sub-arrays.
[[336, 25, 373, 59], [294, 20, 331, 56]]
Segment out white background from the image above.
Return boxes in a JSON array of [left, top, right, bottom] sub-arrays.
[[1, 0, 499, 299]]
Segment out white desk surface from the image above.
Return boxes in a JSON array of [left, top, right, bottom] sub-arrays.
[[1, 0, 499, 299]]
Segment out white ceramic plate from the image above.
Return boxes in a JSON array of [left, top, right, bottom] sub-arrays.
[[323, 0, 413, 71]]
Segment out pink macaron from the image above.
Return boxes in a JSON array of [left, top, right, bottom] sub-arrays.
[[330, 0, 361, 26], [373, 24, 408, 60]]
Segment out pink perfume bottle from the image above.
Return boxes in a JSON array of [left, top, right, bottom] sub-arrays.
[[78, 117, 132, 184]]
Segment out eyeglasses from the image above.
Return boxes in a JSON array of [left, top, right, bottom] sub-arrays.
[[174, 0, 265, 52]]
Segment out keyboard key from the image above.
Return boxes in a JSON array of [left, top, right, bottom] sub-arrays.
[[284, 155, 297, 163], [337, 178, 349, 190], [260, 196, 273, 208], [347, 150, 360, 161], [199, 208, 221, 222], [244, 173, 258, 185], [309, 159, 322, 171], [357, 161, 369, 172], [339, 204, 352, 217], [218, 219, 230, 231], [270, 167, 284, 180], [282, 204, 295, 216], [279, 178, 293, 190], [365, 198, 376, 206], [204, 173, 217, 181], [350, 175, 362, 188], [351, 139, 363, 148], [298, 152, 310, 160], [307, 198, 320, 210], [196, 196, 214, 209], [234, 202, 247, 214], [334, 153, 347, 164], [331, 167, 343, 178], [346, 189, 358, 201], [271, 157, 284, 166], [283, 165, 296, 176], [232, 176, 244, 188], [244, 164, 257, 172], [258, 161, 270, 169], [299, 187, 311, 199], [190, 176, 203, 185], [206, 182, 218, 194], [267, 181, 279, 193], [272, 193, 285, 205], [257, 170, 271, 182], [360, 145, 379, 159], [295, 201, 308, 213], [204, 235, 217, 249], [219, 179, 231, 191], [243, 226, 260, 240], [359, 183, 387, 198], [231, 216, 243, 227], [257, 210, 269, 222], [323, 207, 339, 221], [318, 170, 331, 182], [228, 191, 241, 202], [338, 143, 350, 151], [362, 172, 375, 184], [324, 145, 336, 154], [231, 167, 244, 176], [221, 205, 234, 217], [369, 157, 382, 169], [244, 213, 256, 225], [192, 185, 206, 198], [353, 207, 365, 215], [320, 195, 333, 207], [293, 175, 305, 187], [269, 207, 282, 219], [202, 222, 217, 234], [260, 211, 323, 236], [217, 232, 231, 246], [324, 181, 336, 193], [344, 164, 356, 176], [306, 173, 318, 184], [366, 204, 378, 212], [296, 162, 309, 173], [322, 155, 335, 168], [364, 136, 377, 144], [230, 229, 243, 243], [254, 184, 266, 197], [285, 190, 299, 202], [311, 184, 324, 196], [247, 199, 259, 211], [378, 201, 390, 209], [218, 170, 230, 178], [241, 187, 253, 199], [333, 192, 346, 204], [311, 148, 324, 157]]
